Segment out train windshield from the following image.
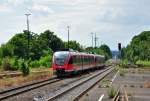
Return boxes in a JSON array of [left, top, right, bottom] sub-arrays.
[[54, 52, 69, 66]]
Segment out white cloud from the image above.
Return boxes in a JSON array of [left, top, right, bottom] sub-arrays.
[[0, 4, 11, 12], [6, 0, 26, 6], [32, 4, 54, 14]]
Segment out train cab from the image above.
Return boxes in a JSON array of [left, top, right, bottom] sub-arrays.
[[52, 51, 68, 75]]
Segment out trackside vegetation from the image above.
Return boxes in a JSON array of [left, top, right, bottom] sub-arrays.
[[121, 31, 150, 67], [108, 86, 117, 98], [0, 29, 112, 76]]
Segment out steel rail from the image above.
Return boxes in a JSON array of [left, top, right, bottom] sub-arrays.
[[73, 67, 115, 101], [0, 76, 61, 100], [112, 88, 120, 101], [46, 66, 114, 101]]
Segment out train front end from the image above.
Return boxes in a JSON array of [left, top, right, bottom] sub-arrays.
[[52, 51, 72, 77]]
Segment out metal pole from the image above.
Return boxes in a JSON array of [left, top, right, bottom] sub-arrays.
[[95, 33, 96, 48], [25, 14, 31, 64], [91, 32, 94, 48], [67, 26, 70, 49]]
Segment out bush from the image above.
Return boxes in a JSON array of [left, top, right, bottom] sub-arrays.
[[2, 57, 12, 70], [108, 86, 117, 98], [21, 61, 30, 76], [1, 57, 22, 71], [136, 60, 150, 67], [17, 58, 24, 69], [29, 55, 52, 68], [30, 60, 40, 68], [0, 44, 14, 58], [10, 57, 19, 70], [119, 60, 129, 68], [39, 55, 52, 68]]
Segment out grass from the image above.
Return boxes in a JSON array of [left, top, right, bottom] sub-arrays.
[[99, 79, 110, 88], [115, 63, 128, 76], [119, 68, 127, 76], [0, 68, 53, 89], [107, 86, 117, 98], [136, 60, 150, 68]]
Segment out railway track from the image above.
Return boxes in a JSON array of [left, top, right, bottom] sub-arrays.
[[34, 66, 114, 101], [0, 76, 60, 101], [0, 65, 113, 101], [0, 70, 94, 101]]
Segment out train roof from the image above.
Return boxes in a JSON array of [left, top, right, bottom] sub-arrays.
[[54, 51, 104, 57]]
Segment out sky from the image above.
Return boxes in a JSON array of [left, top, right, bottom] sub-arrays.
[[0, 0, 150, 50]]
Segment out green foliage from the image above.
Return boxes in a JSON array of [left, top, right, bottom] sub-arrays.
[[122, 31, 150, 63], [0, 58, 2, 66], [17, 58, 24, 69], [21, 61, 30, 76], [0, 44, 14, 58], [8, 31, 28, 59], [2, 57, 12, 70], [29, 49, 53, 68], [39, 55, 52, 68], [108, 86, 117, 98], [39, 30, 64, 52], [64, 40, 83, 51], [100, 44, 112, 60], [29, 55, 52, 68], [9, 57, 19, 70], [0, 29, 62, 70], [3, 30, 60, 61], [119, 59, 129, 68], [85, 44, 112, 60], [136, 60, 150, 67], [1, 57, 17, 71], [101, 79, 110, 88], [30, 60, 40, 68], [1, 57, 20, 71]]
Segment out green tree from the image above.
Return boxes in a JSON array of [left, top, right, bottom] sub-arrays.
[[122, 31, 150, 63], [8, 31, 29, 59], [39, 30, 64, 52], [0, 44, 14, 58], [21, 61, 30, 76], [85, 44, 112, 60], [64, 40, 83, 51], [99, 44, 112, 60]]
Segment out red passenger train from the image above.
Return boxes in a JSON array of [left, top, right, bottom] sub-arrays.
[[52, 50, 105, 77]]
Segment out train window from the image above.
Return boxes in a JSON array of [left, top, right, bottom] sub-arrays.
[[73, 55, 77, 65], [79, 55, 82, 65], [54, 52, 69, 66], [79, 56, 82, 65], [83, 56, 85, 64], [73, 55, 80, 65], [84, 56, 87, 64], [76, 56, 78, 65]]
